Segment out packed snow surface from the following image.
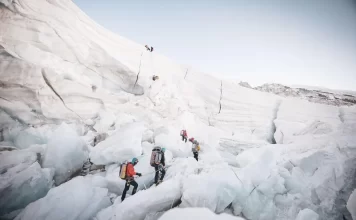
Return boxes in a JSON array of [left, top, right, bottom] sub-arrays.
[[0, 0, 356, 220]]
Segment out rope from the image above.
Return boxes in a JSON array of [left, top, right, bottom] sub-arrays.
[[150, 53, 155, 75], [140, 165, 170, 177]]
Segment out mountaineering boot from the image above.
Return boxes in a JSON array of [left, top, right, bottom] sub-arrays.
[[132, 188, 137, 195], [156, 180, 163, 186]]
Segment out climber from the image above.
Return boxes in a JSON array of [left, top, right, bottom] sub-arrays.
[[151, 46, 154, 52], [180, 129, 188, 142], [150, 146, 166, 185], [152, 75, 159, 81], [145, 45, 150, 51], [121, 158, 142, 201], [189, 138, 200, 161]]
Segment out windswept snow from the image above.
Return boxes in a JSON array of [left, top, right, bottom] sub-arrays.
[[0, 0, 356, 220]]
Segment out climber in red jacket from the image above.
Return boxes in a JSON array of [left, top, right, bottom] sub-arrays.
[[121, 158, 142, 201], [180, 129, 188, 142]]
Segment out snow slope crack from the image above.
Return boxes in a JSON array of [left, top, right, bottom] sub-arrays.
[[133, 52, 143, 88], [339, 107, 345, 123], [270, 100, 282, 144], [41, 69, 82, 120], [218, 80, 222, 114], [184, 68, 188, 79]]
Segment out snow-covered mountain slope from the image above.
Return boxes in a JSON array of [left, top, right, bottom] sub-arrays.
[[1, 1, 356, 220], [239, 83, 356, 106]]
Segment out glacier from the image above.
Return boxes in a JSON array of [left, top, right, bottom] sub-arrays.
[[0, 151, 53, 216], [0, 0, 356, 220]]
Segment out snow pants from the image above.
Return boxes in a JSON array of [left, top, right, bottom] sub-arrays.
[[154, 164, 166, 184], [193, 152, 199, 161], [181, 135, 187, 142], [121, 179, 138, 201]]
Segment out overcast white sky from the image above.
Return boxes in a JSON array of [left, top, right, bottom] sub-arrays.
[[74, 0, 356, 90]]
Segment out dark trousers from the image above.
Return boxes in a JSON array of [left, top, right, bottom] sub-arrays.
[[154, 164, 166, 183], [193, 152, 198, 161], [121, 179, 138, 201], [181, 135, 187, 142]]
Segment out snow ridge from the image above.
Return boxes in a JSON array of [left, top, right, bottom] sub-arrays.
[[240, 83, 356, 106]]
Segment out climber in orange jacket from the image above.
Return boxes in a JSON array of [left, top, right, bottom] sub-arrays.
[[121, 158, 142, 201]]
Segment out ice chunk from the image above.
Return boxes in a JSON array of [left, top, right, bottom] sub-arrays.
[[142, 129, 154, 143], [283, 167, 308, 194], [0, 162, 53, 216], [180, 168, 239, 213], [159, 207, 245, 220], [144, 211, 165, 220], [164, 157, 199, 180], [24, 144, 47, 160], [90, 122, 144, 165], [94, 110, 116, 133], [347, 190, 356, 220], [96, 178, 181, 220], [42, 123, 88, 185], [15, 176, 111, 220], [0, 150, 37, 174], [0, 209, 23, 220], [4, 127, 49, 149], [295, 209, 319, 220], [142, 141, 154, 155], [113, 113, 136, 129], [154, 127, 193, 158]]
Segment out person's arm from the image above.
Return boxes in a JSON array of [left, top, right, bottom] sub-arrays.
[[161, 153, 165, 166]]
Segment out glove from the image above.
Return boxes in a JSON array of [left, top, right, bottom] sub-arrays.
[[136, 173, 142, 177]]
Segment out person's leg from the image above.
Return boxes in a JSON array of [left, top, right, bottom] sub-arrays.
[[131, 180, 138, 195], [121, 180, 131, 201], [154, 165, 159, 183], [194, 152, 198, 161], [160, 167, 166, 181]]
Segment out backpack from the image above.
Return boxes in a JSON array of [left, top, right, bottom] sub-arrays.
[[150, 146, 162, 166], [119, 161, 128, 180], [192, 141, 200, 152]]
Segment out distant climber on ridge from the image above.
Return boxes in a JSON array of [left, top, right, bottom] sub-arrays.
[[189, 138, 200, 161], [150, 46, 154, 52], [180, 129, 188, 142], [145, 45, 150, 51], [150, 146, 166, 185], [120, 158, 142, 201], [152, 75, 159, 81]]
